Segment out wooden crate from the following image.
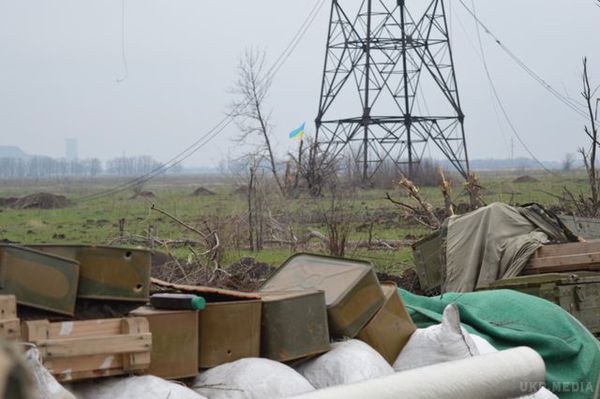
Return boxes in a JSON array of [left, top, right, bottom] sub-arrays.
[[22, 317, 151, 382], [525, 241, 600, 274], [130, 306, 199, 379], [0, 295, 20, 340], [487, 272, 600, 335]]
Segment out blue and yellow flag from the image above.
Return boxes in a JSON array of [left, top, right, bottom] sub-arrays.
[[289, 122, 305, 139]]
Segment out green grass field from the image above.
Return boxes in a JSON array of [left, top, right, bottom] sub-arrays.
[[0, 171, 590, 274]]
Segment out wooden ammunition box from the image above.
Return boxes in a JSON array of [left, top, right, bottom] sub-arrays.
[[357, 283, 416, 364], [486, 272, 600, 335], [261, 253, 385, 338], [22, 317, 151, 382], [130, 306, 199, 379], [260, 290, 330, 362], [0, 245, 79, 316], [524, 241, 600, 275], [198, 299, 261, 368], [0, 295, 20, 340]]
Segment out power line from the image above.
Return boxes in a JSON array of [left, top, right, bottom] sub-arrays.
[[457, 0, 592, 122], [116, 0, 128, 83], [78, 0, 326, 202], [464, 0, 556, 175]]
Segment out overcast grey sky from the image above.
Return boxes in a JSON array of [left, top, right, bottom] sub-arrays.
[[0, 0, 599, 167]]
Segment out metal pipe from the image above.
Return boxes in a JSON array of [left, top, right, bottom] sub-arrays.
[[291, 347, 546, 399]]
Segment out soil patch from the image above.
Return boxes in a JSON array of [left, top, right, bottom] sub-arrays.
[[513, 175, 539, 184], [192, 187, 216, 197], [12, 193, 69, 209], [0, 197, 18, 208]]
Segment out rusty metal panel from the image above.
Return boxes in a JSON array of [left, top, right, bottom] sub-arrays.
[[0, 245, 79, 316], [485, 273, 600, 334], [260, 253, 385, 338], [260, 290, 330, 362], [29, 245, 150, 302], [356, 282, 416, 364], [130, 306, 199, 379], [198, 299, 261, 368]]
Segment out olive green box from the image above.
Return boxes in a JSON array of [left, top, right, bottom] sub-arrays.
[[198, 299, 261, 368], [261, 253, 385, 338], [29, 245, 150, 302], [130, 306, 199, 379], [260, 290, 330, 362], [484, 272, 600, 335], [357, 282, 416, 364], [0, 245, 79, 316]]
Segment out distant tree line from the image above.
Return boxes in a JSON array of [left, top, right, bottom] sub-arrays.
[[0, 155, 182, 179]]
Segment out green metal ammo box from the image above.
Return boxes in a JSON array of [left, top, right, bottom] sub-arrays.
[[260, 253, 385, 338], [260, 290, 330, 362], [28, 245, 150, 302], [486, 272, 600, 335], [0, 245, 79, 316], [411, 227, 446, 291], [197, 298, 262, 368]]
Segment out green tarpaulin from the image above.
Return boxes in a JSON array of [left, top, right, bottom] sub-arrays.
[[400, 288, 600, 399]]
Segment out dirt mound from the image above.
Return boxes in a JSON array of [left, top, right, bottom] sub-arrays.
[[513, 175, 539, 184], [192, 187, 216, 197], [130, 191, 155, 199], [0, 197, 18, 208], [12, 193, 69, 209]]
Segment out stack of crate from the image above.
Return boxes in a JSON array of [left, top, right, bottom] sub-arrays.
[[2, 246, 418, 383]]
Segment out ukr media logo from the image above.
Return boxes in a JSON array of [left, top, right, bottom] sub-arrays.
[[520, 381, 596, 394]]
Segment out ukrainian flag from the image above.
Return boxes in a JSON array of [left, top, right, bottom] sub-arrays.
[[289, 122, 305, 139]]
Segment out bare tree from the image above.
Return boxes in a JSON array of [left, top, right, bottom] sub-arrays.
[[561, 58, 600, 216], [580, 57, 600, 207], [229, 49, 284, 195]]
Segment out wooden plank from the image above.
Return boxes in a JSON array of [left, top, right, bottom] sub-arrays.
[[534, 241, 600, 258], [151, 277, 260, 299], [529, 252, 600, 269], [47, 318, 123, 339], [45, 353, 124, 375], [524, 263, 600, 275], [39, 333, 151, 359]]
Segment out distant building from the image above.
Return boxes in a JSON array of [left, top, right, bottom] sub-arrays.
[[65, 138, 78, 160]]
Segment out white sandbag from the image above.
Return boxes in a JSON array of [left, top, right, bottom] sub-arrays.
[[24, 347, 75, 399], [69, 375, 205, 399], [296, 339, 394, 389], [393, 304, 558, 399], [193, 358, 314, 399], [393, 304, 478, 372], [291, 347, 547, 399]]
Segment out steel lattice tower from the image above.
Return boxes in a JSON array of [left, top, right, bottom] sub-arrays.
[[315, 0, 470, 181]]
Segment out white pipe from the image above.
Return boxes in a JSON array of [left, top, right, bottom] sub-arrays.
[[291, 347, 546, 399]]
